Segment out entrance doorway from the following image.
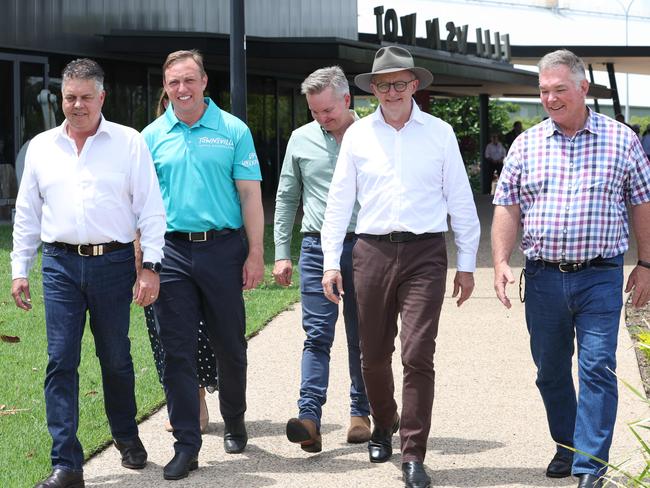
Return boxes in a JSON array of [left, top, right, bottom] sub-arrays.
[[0, 53, 49, 218], [0, 53, 50, 167]]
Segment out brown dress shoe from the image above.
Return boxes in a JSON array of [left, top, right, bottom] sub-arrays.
[[347, 416, 371, 443], [286, 418, 322, 453]]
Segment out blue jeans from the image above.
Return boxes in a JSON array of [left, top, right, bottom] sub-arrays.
[[41, 243, 138, 472], [297, 236, 369, 428], [524, 255, 623, 476]]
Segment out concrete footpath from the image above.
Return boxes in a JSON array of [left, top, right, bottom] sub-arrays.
[[84, 196, 648, 487]]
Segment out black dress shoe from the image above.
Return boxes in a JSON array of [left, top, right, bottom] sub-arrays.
[[402, 461, 431, 488], [113, 436, 148, 469], [163, 451, 198, 481], [577, 474, 603, 488], [34, 468, 84, 488], [368, 414, 400, 463], [546, 451, 573, 478], [223, 414, 248, 454]]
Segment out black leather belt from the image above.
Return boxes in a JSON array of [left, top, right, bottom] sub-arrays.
[[359, 232, 444, 243], [303, 232, 356, 241], [50, 241, 132, 257], [538, 257, 618, 273], [166, 228, 237, 242]]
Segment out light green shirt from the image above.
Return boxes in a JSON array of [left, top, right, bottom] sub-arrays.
[[274, 116, 359, 261]]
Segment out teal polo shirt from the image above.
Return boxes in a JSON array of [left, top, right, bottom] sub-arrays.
[[142, 98, 262, 232]]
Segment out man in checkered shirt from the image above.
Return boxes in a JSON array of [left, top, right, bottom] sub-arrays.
[[491, 49, 650, 488]]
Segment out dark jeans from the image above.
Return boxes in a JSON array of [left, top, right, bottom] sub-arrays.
[[41, 243, 138, 472], [297, 236, 369, 429], [352, 236, 447, 463], [524, 255, 623, 476], [154, 231, 247, 456]]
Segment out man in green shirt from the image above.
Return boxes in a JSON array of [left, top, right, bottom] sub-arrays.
[[273, 66, 370, 453]]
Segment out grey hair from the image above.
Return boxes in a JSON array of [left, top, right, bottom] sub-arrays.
[[301, 66, 349, 97], [537, 49, 586, 86], [62, 58, 105, 92]]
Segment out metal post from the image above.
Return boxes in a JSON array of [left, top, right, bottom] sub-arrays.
[[614, 0, 636, 121], [230, 0, 247, 122], [479, 94, 490, 195], [587, 64, 600, 113], [606, 63, 622, 117]]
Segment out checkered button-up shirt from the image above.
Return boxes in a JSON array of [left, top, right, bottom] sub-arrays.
[[493, 109, 650, 262]]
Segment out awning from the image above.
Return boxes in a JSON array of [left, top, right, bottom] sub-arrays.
[[102, 30, 612, 99]]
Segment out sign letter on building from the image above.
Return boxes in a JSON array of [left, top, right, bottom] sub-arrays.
[[372, 5, 511, 62], [400, 13, 417, 45], [384, 9, 399, 42], [374, 6, 384, 42], [425, 18, 441, 50]]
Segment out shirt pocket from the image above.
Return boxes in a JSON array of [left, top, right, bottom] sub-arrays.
[[84, 172, 126, 210]]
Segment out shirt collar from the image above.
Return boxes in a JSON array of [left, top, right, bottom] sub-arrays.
[[543, 106, 597, 138], [163, 97, 222, 133], [57, 114, 110, 141], [372, 98, 426, 127]]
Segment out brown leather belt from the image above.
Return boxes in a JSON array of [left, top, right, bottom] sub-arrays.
[[359, 232, 444, 243], [49, 241, 132, 257], [166, 229, 238, 242]]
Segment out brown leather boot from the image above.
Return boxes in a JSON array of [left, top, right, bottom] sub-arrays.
[[286, 418, 322, 453], [347, 415, 371, 443]]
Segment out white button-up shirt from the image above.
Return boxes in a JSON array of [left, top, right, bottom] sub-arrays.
[[484, 141, 506, 161], [11, 116, 166, 279], [321, 101, 480, 272]]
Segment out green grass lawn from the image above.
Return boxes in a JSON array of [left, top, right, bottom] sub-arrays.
[[0, 224, 302, 487]]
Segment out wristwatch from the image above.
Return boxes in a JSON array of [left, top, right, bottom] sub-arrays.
[[142, 262, 162, 274]]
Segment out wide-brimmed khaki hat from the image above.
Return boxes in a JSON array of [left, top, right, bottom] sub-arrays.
[[354, 46, 433, 93]]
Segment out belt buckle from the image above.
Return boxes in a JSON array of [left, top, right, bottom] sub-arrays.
[[558, 261, 580, 273], [77, 245, 89, 257], [389, 232, 400, 243], [191, 232, 208, 242]]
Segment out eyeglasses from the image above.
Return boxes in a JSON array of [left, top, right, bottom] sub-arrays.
[[372, 79, 416, 93]]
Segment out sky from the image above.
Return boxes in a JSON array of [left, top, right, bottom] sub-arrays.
[[356, 0, 650, 109]]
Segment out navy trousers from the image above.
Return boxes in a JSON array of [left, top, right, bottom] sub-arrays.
[[154, 231, 247, 456]]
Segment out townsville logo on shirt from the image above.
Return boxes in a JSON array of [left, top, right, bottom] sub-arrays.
[[197, 136, 234, 148]]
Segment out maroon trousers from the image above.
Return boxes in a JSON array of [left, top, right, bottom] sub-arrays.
[[352, 236, 447, 462]]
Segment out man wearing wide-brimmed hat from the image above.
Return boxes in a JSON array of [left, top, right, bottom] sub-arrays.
[[321, 45, 480, 488]]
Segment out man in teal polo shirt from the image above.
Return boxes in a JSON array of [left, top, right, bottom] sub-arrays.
[[273, 66, 370, 453], [142, 49, 264, 481]]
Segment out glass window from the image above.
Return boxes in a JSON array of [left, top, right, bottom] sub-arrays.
[[247, 76, 277, 197], [0, 60, 13, 165]]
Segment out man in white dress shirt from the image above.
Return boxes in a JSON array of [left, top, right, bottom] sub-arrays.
[[11, 58, 166, 488], [321, 46, 480, 488]]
